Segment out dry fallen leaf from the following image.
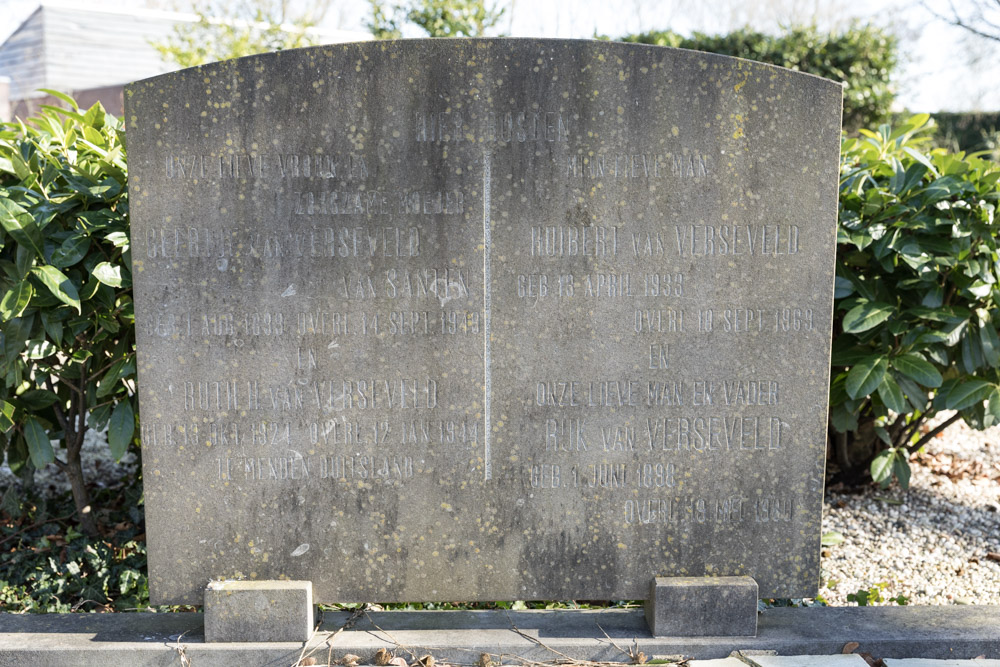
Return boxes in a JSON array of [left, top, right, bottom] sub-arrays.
[[633, 651, 648, 664], [417, 655, 435, 667], [913, 451, 991, 481], [339, 654, 361, 666], [300, 659, 318, 666], [842, 642, 860, 654], [389, 658, 407, 667], [476, 653, 493, 667], [375, 648, 393, 666]]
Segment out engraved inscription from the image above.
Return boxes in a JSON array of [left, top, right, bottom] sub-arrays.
[[414, 108, 570, 143], [566, 152, 710, 179], [178, 378, 440, 412], [214, 453, 416, 483], [527, 461, 677, 490], [696, 308, 815, 333], [293, 190, 464, 216], [144, 226, 422, 261], [623, 495, 793, 525], [674, 224, 800, 257], [164, 153, 369, 180], [530, 226, 621, 257]]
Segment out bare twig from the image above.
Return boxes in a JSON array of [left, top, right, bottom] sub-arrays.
[[170, 628, 193, 667], [294, 607, 324, 666], [899, 414, 926, 449], [0, 513, 76, 548], [505, 610, 586, 664], [47, 373, 84, 397], [297, 606, 365, 666], [70, 598, 109, 612], [501, 613, 671, 667], [362, 610, 420, 662], [594, 623, 632, 660], [921, 0, 1000, 43]]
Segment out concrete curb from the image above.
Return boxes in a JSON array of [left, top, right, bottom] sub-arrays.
[[1, 606, 998, 666]]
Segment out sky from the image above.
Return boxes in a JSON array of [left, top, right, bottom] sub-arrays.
[[1, 0, 998, 112]]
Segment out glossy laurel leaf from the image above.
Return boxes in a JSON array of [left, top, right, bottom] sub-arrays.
[[842, 301, 894, 333], [845, 356, 888, 400]]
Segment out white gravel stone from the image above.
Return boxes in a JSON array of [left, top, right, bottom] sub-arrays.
[[822, 412, 1000, 606]]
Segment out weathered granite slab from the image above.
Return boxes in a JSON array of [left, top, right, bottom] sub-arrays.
[[125, 38, 842, 604]]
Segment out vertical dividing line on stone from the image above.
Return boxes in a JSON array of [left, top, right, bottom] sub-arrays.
[[483, 148, 493, 481]]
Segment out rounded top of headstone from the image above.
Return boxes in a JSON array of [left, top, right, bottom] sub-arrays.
[[128, 37, 845, 90]]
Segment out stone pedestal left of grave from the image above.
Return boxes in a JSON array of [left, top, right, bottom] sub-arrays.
[[204, 581, 313, 643], [645, 576, 759, 637]]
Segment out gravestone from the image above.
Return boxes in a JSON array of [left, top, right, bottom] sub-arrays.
[[125, 39, 842, 608]]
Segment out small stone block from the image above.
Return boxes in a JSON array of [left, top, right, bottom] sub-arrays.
[[204, 580, 313, 643], [644, 576, 758, 637]]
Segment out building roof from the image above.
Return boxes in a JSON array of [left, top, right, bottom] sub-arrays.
[[0, 2, 371, 101]]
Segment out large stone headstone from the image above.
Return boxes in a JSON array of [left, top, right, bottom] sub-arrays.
[[126, 39, 842, 605]]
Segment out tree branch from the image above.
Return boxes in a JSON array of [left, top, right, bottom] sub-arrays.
[[43, 377, 69, 434], [49, 373, 84, 397], [89, 356, 121, 379], [835, 429, 851, 470], [888, 413, 908, 444], [899, 413, 926, 448], [907, 412, 962, 454], [923, 0, 1000, 43], [66, 361, 88, 459]]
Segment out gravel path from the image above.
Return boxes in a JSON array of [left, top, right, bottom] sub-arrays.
[[821, 412, 1000, 606], [4, 413, 1000, 607]]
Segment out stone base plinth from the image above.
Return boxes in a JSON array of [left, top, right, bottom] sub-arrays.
[[204, 580, 313, 643], [644, 576, 759, 637]]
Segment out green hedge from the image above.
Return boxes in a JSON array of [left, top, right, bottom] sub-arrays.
[[925, 111, 1000, 156], [0, 93, 136, 536], [621, 24, 898, 132], [831, 114, 1000, 485]]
